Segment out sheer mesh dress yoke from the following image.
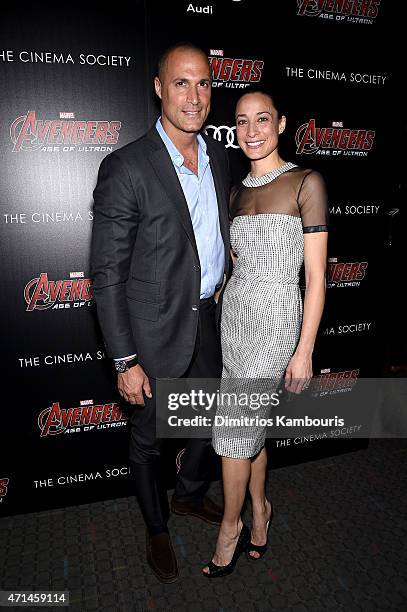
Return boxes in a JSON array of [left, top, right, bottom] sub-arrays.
[[230, 165, 329, 232], [212, 165, 329, 459]]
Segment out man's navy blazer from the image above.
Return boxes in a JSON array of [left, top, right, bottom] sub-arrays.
[[90, 125, 231, 378]]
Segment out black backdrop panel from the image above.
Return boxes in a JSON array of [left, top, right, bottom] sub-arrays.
[[0, 1, 397, 515]]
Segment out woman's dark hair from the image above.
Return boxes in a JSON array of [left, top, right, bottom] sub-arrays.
[[235, 86, 286, 119]]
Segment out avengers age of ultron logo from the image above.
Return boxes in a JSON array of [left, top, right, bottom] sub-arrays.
[[327, 258, 368, 288], [297, 0, 380, 24], [38, 400, 127, 437], [296, 119, 375, 157], [311, 368, 360, 396], [10, 111, 121, 152], [0, 478, 9, 502], [208, 49, 264, 88], [24, 272, 92, 311]]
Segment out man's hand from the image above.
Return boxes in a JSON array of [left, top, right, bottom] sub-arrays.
[[117, 364, 152, 406], [214, 273, 227, 304]]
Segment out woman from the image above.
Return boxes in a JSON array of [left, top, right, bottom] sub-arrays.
[[202, 89, 328, 577]]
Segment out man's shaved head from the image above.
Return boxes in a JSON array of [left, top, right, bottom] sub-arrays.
[[157, 42, 210, 83]]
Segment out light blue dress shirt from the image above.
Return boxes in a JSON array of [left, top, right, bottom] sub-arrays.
[[155, 117, 225, 299]]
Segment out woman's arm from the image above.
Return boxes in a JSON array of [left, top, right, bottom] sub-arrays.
[[285, 231, 328, 393], [214, 247, 236, 303]]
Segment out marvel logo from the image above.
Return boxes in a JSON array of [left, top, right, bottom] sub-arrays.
[[332, 121, 343, 128], [210, 49, 224, 56], [59, 112, 75, 119]]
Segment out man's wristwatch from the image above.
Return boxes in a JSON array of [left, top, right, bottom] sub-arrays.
[[114, 356, 139, 373]]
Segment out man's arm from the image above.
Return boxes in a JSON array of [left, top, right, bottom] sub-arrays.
[[91, 152, 152, 405], [90, 153, 139, 359]]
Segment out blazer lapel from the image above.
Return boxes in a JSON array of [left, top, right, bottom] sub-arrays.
[[146, 127, 230, 272], [146, 128, 199, 259]]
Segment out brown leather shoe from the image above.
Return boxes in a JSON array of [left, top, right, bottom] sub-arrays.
[[145, 530, 178, 583], [171, 495, 223, 525]]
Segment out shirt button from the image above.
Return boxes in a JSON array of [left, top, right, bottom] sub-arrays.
[[192, 305, 198, 311], [193, 264, 200, 271]]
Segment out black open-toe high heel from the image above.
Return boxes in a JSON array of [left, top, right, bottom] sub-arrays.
[[203, 523, 250, 578], [247, 499, 273, 561]]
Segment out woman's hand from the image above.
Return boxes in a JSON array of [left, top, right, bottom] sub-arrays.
[[284, 351, 313, 394]]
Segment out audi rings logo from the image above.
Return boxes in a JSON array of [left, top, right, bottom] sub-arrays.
[[204, 125, 239, 149]]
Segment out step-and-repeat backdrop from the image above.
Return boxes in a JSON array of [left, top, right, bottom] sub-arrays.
[[1, 1, 398, 515]]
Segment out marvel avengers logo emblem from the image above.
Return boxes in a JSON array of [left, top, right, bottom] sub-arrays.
[[176, 448, 186, 473], [208, 50, 264, 88], [10, 111, 121, 152], [24, 272, 92, 311], [0, 478, 9, 500], [327, 259, 368, 288], [313, 369, 360, 395], [295, 119, 375, 157], [296, 0, 380, 22], [38, 401, 127, 437], [204, 125, 239, 149], [297, 0, 320, 16]]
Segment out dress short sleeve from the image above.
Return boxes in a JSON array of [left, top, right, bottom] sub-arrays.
[[297, 170, 329, 233]]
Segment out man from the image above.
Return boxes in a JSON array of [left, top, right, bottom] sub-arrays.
[[90, 42, 231, 583]]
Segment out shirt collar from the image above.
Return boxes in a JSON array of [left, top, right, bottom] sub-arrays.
[[155, 117, 208, 171]]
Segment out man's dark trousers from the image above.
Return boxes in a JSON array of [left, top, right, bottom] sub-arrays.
[[128, 297, 222, 535]]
